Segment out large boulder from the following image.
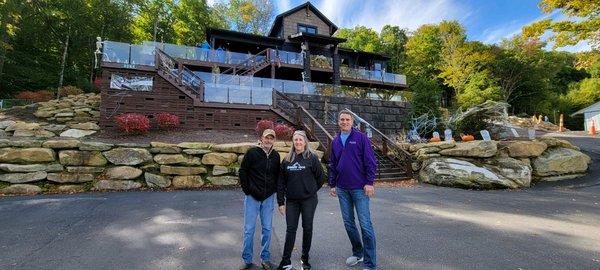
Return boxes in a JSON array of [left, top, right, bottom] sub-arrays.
[[183, 149, 211, 155], [105, 166, 143, 180], [42, 139, 81, 149], [13, 129, 55, 138], [59, 150, 107, 166], [5, 122, 41, 131], [103, 148, 152, 165], [59, 129, 96, 138], [144, 172, 171, 188], [159, 165, 207, 176], [201, 153, 238, 166], [438, 141, 497, 158], [0, 120, 16, 130], [532, 147, 591, 177], [504, 141, 547, 158], [537, 137, 580, 150], [0, 148, 55, 163], [154, 154, 201, 165], [1, 184, 42, 194], [79, 142, 113, 151], [93, 180, 142, 191], [8, 140, 43, 148], [419, 157, 530, 189], [212, 165, 231, 176], [172, 175, 204, 189], [177, 142, 213, 149], [0, 171, 47, 183], [47, 173, 94, 183], [207, 176, 239, 186], [0, 164, 47, 172], [409, 141, 456, 153], [68, 122, 100, 130], [211, 142, 256, 154]]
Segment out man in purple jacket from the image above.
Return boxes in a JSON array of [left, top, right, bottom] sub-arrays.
[[329, 109, 378, 270]]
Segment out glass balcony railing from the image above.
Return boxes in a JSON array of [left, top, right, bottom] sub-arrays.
[[102, 41, 406, 85], [341, 66, 407, 85], [193, 71, 408, 102], [269, 49, 303, 65]]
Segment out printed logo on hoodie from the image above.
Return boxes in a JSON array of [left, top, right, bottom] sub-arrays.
[[287, 162, 306, 171]]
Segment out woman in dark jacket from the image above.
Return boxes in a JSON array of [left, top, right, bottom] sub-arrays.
[[277, 130, 325, 270]]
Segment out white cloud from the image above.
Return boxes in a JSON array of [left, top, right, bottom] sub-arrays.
[[275, 0, 294, 13], [315, 0, 470, 32], [479, 10, 561, 45]]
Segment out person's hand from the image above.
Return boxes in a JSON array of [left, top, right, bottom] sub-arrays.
[[278, 205, 285, 216], [364, 185, 374, 197], [329, 187, 337, 197]]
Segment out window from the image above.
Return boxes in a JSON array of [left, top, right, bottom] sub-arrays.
[[298, 24, 317, 34]]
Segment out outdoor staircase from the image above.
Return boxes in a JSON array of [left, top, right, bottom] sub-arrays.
[[221, 48, 271, 77], [156, 49, 204, 106], [274, 93, 413, 181], [342, 110, 413, 181]]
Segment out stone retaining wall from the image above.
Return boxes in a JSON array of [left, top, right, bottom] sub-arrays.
[[400, 137, 591, 189], [0, 139, 322, 195], [285, 93, 410, 135]]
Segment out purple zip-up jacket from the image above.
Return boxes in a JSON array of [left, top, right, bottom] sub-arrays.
[[328, 128, 377, 189]]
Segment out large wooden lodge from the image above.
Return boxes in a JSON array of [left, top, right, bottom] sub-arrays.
[[99, 2, 412, 179]]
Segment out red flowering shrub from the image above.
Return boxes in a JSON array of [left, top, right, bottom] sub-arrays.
[[58, 86, 84, 97], [155, 112, 180, 130], [15, 90, 54, 102], [115, 113, 150, 134], [274, 123, 295, 140], [255, 119, 275, 136]]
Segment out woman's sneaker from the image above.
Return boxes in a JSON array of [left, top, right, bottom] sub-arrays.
[[300, 259, 311, 270], [345, 256, 364, 266], [277, 264, 293, 270]]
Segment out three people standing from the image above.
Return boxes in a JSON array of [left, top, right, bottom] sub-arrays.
[[240, 109, 378, 270]]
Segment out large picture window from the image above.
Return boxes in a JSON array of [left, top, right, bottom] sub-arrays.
[[110, 74, 153, 91], [298, 24, 317, 34]]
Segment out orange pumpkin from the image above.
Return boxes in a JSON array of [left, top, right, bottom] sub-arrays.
[[461, 134, 475, 141], [430, 136, 441, 142]]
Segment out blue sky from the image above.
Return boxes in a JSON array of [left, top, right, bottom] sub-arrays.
[[261, 0, 590, 52]]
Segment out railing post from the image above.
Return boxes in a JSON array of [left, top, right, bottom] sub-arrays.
[[382, 140, 388, 156], [272, 90, 277, 108], [296, 107, 302, 126]]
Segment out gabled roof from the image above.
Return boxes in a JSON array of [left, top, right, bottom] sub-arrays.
[[268, 1, 338, 37], [571, 100, 600, 116]]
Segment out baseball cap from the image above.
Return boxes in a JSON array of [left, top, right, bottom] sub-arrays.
[[262, 129, 276, 138]]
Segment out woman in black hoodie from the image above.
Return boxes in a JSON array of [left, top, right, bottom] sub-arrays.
[[277, 130, 324, 270]]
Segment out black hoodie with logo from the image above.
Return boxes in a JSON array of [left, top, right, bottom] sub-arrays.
[[239, 146, 280, 201], [277, 152, 325, 206]]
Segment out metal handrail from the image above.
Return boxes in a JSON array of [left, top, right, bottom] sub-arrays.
[[222, 48, 270, 76], [156, 48, 204, 99], [273, 91, 333, 159], [343, 108, 413, 176]]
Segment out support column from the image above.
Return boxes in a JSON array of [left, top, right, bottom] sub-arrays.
[[301, 41, 311, 82], [332, 44, 341, 86]]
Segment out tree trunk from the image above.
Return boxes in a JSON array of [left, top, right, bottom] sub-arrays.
[[58, 30, 70, 99]]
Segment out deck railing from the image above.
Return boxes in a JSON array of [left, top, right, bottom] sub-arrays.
[[101, 41, 407, 85]]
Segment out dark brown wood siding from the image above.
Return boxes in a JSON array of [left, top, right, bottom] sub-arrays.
[[282, 8, 333, 40], [99, 68, 286, 132]]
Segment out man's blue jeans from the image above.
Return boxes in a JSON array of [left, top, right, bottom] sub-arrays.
[[242, 194, 275, 264], [337, 187, 377, 270]]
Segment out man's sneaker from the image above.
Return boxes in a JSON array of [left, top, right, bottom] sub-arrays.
[[239, 262, 253, 270], [345, 256, 364, 266], [261, 261, 273, 270], [277, 265, 293, 270], [300, 259, 311, 270]]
